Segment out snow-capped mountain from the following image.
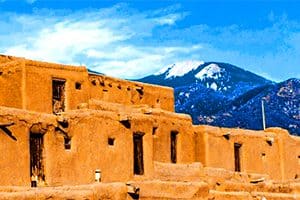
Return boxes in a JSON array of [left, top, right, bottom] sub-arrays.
[[137, 61, 300, 136], [139, 61, 271, 98]]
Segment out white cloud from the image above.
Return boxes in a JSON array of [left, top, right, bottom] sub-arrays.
[[0, 5, 300, 81], [1, 5, 198, 78]]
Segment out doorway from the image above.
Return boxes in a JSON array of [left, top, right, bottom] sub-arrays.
[[170, 131, 178, 163], [234, 143, 242, 172], [133, 133, 144, 175], [30, 133, 45, 185]]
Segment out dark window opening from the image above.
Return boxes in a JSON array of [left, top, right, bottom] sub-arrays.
[[108, 83, 112, 87], [136, 87, 144, 95], [156, 99, 160, 103], [100, 81, 105, 86], [58, 120, 69, 129], [171, 131, 178, 163], [91, 80, 97, 86], [133, 133, 144, 175], [127, 87, 131, 91], [223, 133, 230, 140], [117, 84, 122, 89], [64, 137, 71, 150], [108, 137, 115, 146], [120, 120, 131, 129], [103, 89, 108, 92], [0, 71, 3, 76], [234, 143, 242, 172], [52, 79, 66, 114], [75, 82, 82, 90], [152, 127, 158, 135], [30, 133, 45, 186]]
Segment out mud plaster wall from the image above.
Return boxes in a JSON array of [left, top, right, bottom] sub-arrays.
[[44, 111, 157, 186], [0, 55, 174, 113], [267, 128, 300, 180], [0, 120, 29, 186], [283, 135, 300, 180], [0, 60, 23, 109], [194, 126, 300, 181], [0, 108, 56, 186], [88, 74, 174, 112], [24, 61, 89, 113], [152, 114, 195, 164]]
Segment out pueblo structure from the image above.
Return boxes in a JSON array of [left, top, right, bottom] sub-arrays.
[[0, 54, 299, 200]]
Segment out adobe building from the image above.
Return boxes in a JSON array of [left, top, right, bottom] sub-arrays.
[[0, 54, 299, 199]]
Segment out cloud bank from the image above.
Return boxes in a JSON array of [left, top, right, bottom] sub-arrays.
[[0, 4, 300, 80]]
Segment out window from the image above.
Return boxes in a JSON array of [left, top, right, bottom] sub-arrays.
[[152, 127, 158, 135], [75, 82, 81, 90], [52, 79, 66, 114], [108, 137, 115, 146], [64, 137, 71, 150]]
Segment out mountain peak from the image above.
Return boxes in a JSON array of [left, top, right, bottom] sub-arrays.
[[195, 63, 224, 80], [155, 60, 204, 78]]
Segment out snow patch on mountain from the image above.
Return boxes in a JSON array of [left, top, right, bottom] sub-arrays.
[[195, 63, 224, 80], [210, 82, 218, 91], [155, 60, 204, 78]]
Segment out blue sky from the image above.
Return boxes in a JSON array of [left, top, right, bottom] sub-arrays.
[[1, 0, 300, 81]]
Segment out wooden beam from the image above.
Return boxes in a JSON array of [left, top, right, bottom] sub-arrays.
[[0, 122, 14, 127]]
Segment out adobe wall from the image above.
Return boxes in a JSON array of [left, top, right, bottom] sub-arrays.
[[194, 125, 300, 181], [265, 128, 300, 181], [24, 60, 90, 113], [150, 111, 195, 164], [0, 107, 56, 186], [45, 109, 163, 185], [0, 54, 175, 113], [0, 57, 24, 109], [88, 74, 174, 112]]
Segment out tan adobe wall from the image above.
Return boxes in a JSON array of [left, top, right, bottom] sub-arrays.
[[0, 55, 174, 113], [194, 125, 300, 181], [88, 74, 174, 112], [24, 60, 89, 113], [265, 128, 300, 181], [0, 107, 56, 186], [0, 57, 24, 109], [150, 111, 195, 164]]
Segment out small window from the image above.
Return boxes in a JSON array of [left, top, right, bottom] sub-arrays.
[[91, 80, 97, 86], [261, 153, 266, 161], [0, 71, 3, 76], [298, 155, 300, 165], [136, 87, 144, 95], [64, 137, 71, 150], [75, 82, 82, 90], [108, 137, 115, 146], [152, 127, 158, 135]]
